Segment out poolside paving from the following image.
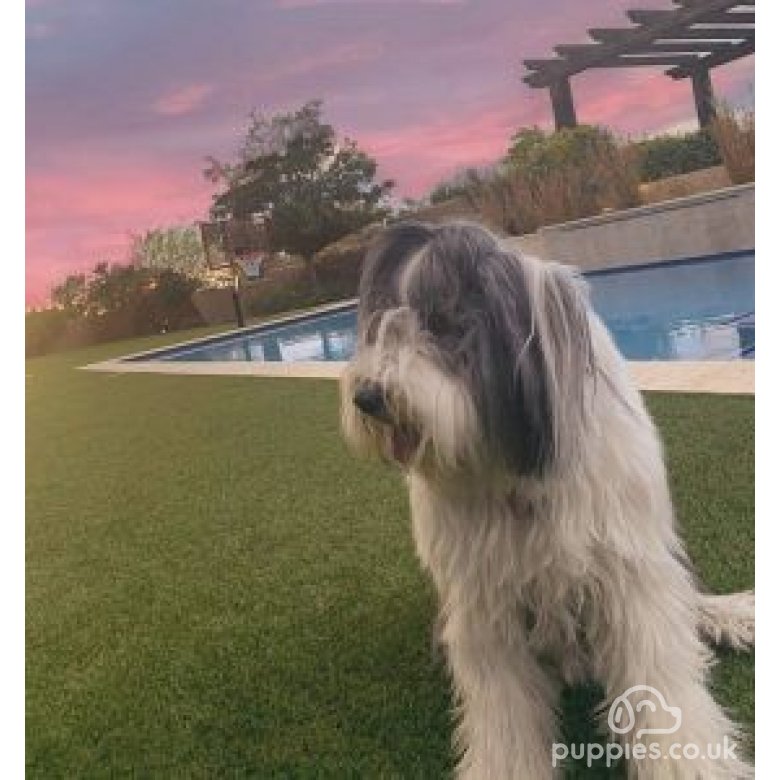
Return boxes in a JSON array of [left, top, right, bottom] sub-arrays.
[[629, 361, 754, 395], [83, 357, 754, 395]]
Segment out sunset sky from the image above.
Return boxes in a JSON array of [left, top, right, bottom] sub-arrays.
[[26, 0, 754, 306]]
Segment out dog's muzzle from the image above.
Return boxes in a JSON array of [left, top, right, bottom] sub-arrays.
[[352, 381, 421, 465]]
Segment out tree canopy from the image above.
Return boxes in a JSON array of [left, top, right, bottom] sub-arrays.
[[51, 262, 199, 325], [205, 100, 394, 262], [130, 226, 207, 277]]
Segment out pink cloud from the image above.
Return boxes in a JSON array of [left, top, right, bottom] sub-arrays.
[[152, 83, 214, 117], [26, 159, 214, 305], [360, 104, 546, 195], [254, 42, 385, 86]]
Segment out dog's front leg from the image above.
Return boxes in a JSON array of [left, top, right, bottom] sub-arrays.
[[444, 609, 560, 780], [592, 571, 753, 779]]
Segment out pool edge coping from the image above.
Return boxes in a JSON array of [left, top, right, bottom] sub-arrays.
[[94, 297, 360, 364]]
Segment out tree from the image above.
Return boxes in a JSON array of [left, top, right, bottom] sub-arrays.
[[130, 226, 206, 277], [204, 100, 393, 271], [51, 272, 88, 314], [50, 262, 201, 332]]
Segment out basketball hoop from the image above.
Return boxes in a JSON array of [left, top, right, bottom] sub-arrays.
[[234, 251, 265, 281], [198, 217, 270, 327]]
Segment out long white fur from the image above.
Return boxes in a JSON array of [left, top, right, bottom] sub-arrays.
[[341, 231, 754, 779]]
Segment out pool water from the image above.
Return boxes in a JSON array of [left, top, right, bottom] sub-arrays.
[[145, 252, 754, 364]]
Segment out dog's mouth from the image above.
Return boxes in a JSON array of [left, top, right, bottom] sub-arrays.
[[389, 424, 421, 466]]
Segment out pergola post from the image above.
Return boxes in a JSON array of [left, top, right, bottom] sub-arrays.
[[691, 66, 716, 128], [549, 77, 577, 129]]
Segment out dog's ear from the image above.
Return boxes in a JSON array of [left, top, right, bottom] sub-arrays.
[[482, 252, 593, 475], [358, 221, 434, 325], [536, 261, 594, 400]]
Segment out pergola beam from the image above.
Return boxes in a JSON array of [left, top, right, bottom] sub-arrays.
[[666, 35, 754, 76], [673, 0, 753, 5], [524, 58, 567, 75], [587, 28, 635, 43], [596, 54, 707, 67], [523, 0, 753, 87], [695, 11, 754, 23], [640, 39, 746, 51], [628, 9, 753, 25], [626, 9, 680, 25], [525, 29, 752, 80], [554, 39, 743, 57], [654, 27, 754, 39]]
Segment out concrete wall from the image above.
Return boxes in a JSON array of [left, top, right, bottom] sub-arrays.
[[508, 183, 754, 271]]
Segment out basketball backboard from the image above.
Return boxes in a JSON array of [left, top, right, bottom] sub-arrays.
[[198, 218, 270, 271]]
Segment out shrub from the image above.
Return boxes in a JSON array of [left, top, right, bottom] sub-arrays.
[[710, 106, 755, 185], [632, 132, 722, 182], [506, 125, 628, 177], [27, 265, 204, 357], [465, 125, 640, 235], [428, 168, 485, 204]]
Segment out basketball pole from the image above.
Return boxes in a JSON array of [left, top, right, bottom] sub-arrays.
[[231, 264, 245, 328]]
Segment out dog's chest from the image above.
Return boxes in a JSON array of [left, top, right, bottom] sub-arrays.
[[409, 479, 587, 612], [408, 477, 591, 641]]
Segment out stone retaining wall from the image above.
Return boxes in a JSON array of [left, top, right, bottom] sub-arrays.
[[508, 183, 754, 270]]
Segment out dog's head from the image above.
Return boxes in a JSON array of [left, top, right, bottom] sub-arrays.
[[340, 221, 594, 483]]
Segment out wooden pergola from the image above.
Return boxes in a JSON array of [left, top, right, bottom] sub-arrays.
[[523, 0, 754, 130]]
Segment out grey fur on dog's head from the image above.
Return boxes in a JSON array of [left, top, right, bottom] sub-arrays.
[[343, 220, 594, 478]]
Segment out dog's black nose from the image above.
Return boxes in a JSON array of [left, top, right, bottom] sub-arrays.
[[353, 382, 386, 418]]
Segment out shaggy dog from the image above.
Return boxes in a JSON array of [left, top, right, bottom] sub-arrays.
[[340, 221, 754, 779]]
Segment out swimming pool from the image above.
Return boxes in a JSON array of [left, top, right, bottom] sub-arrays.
[[134, 251, 754, 364]]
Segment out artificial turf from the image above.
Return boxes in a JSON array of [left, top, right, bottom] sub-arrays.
[[26, 333, 754, 778]]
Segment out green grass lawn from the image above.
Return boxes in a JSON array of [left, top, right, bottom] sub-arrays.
[[26, 334, 754, 778]]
